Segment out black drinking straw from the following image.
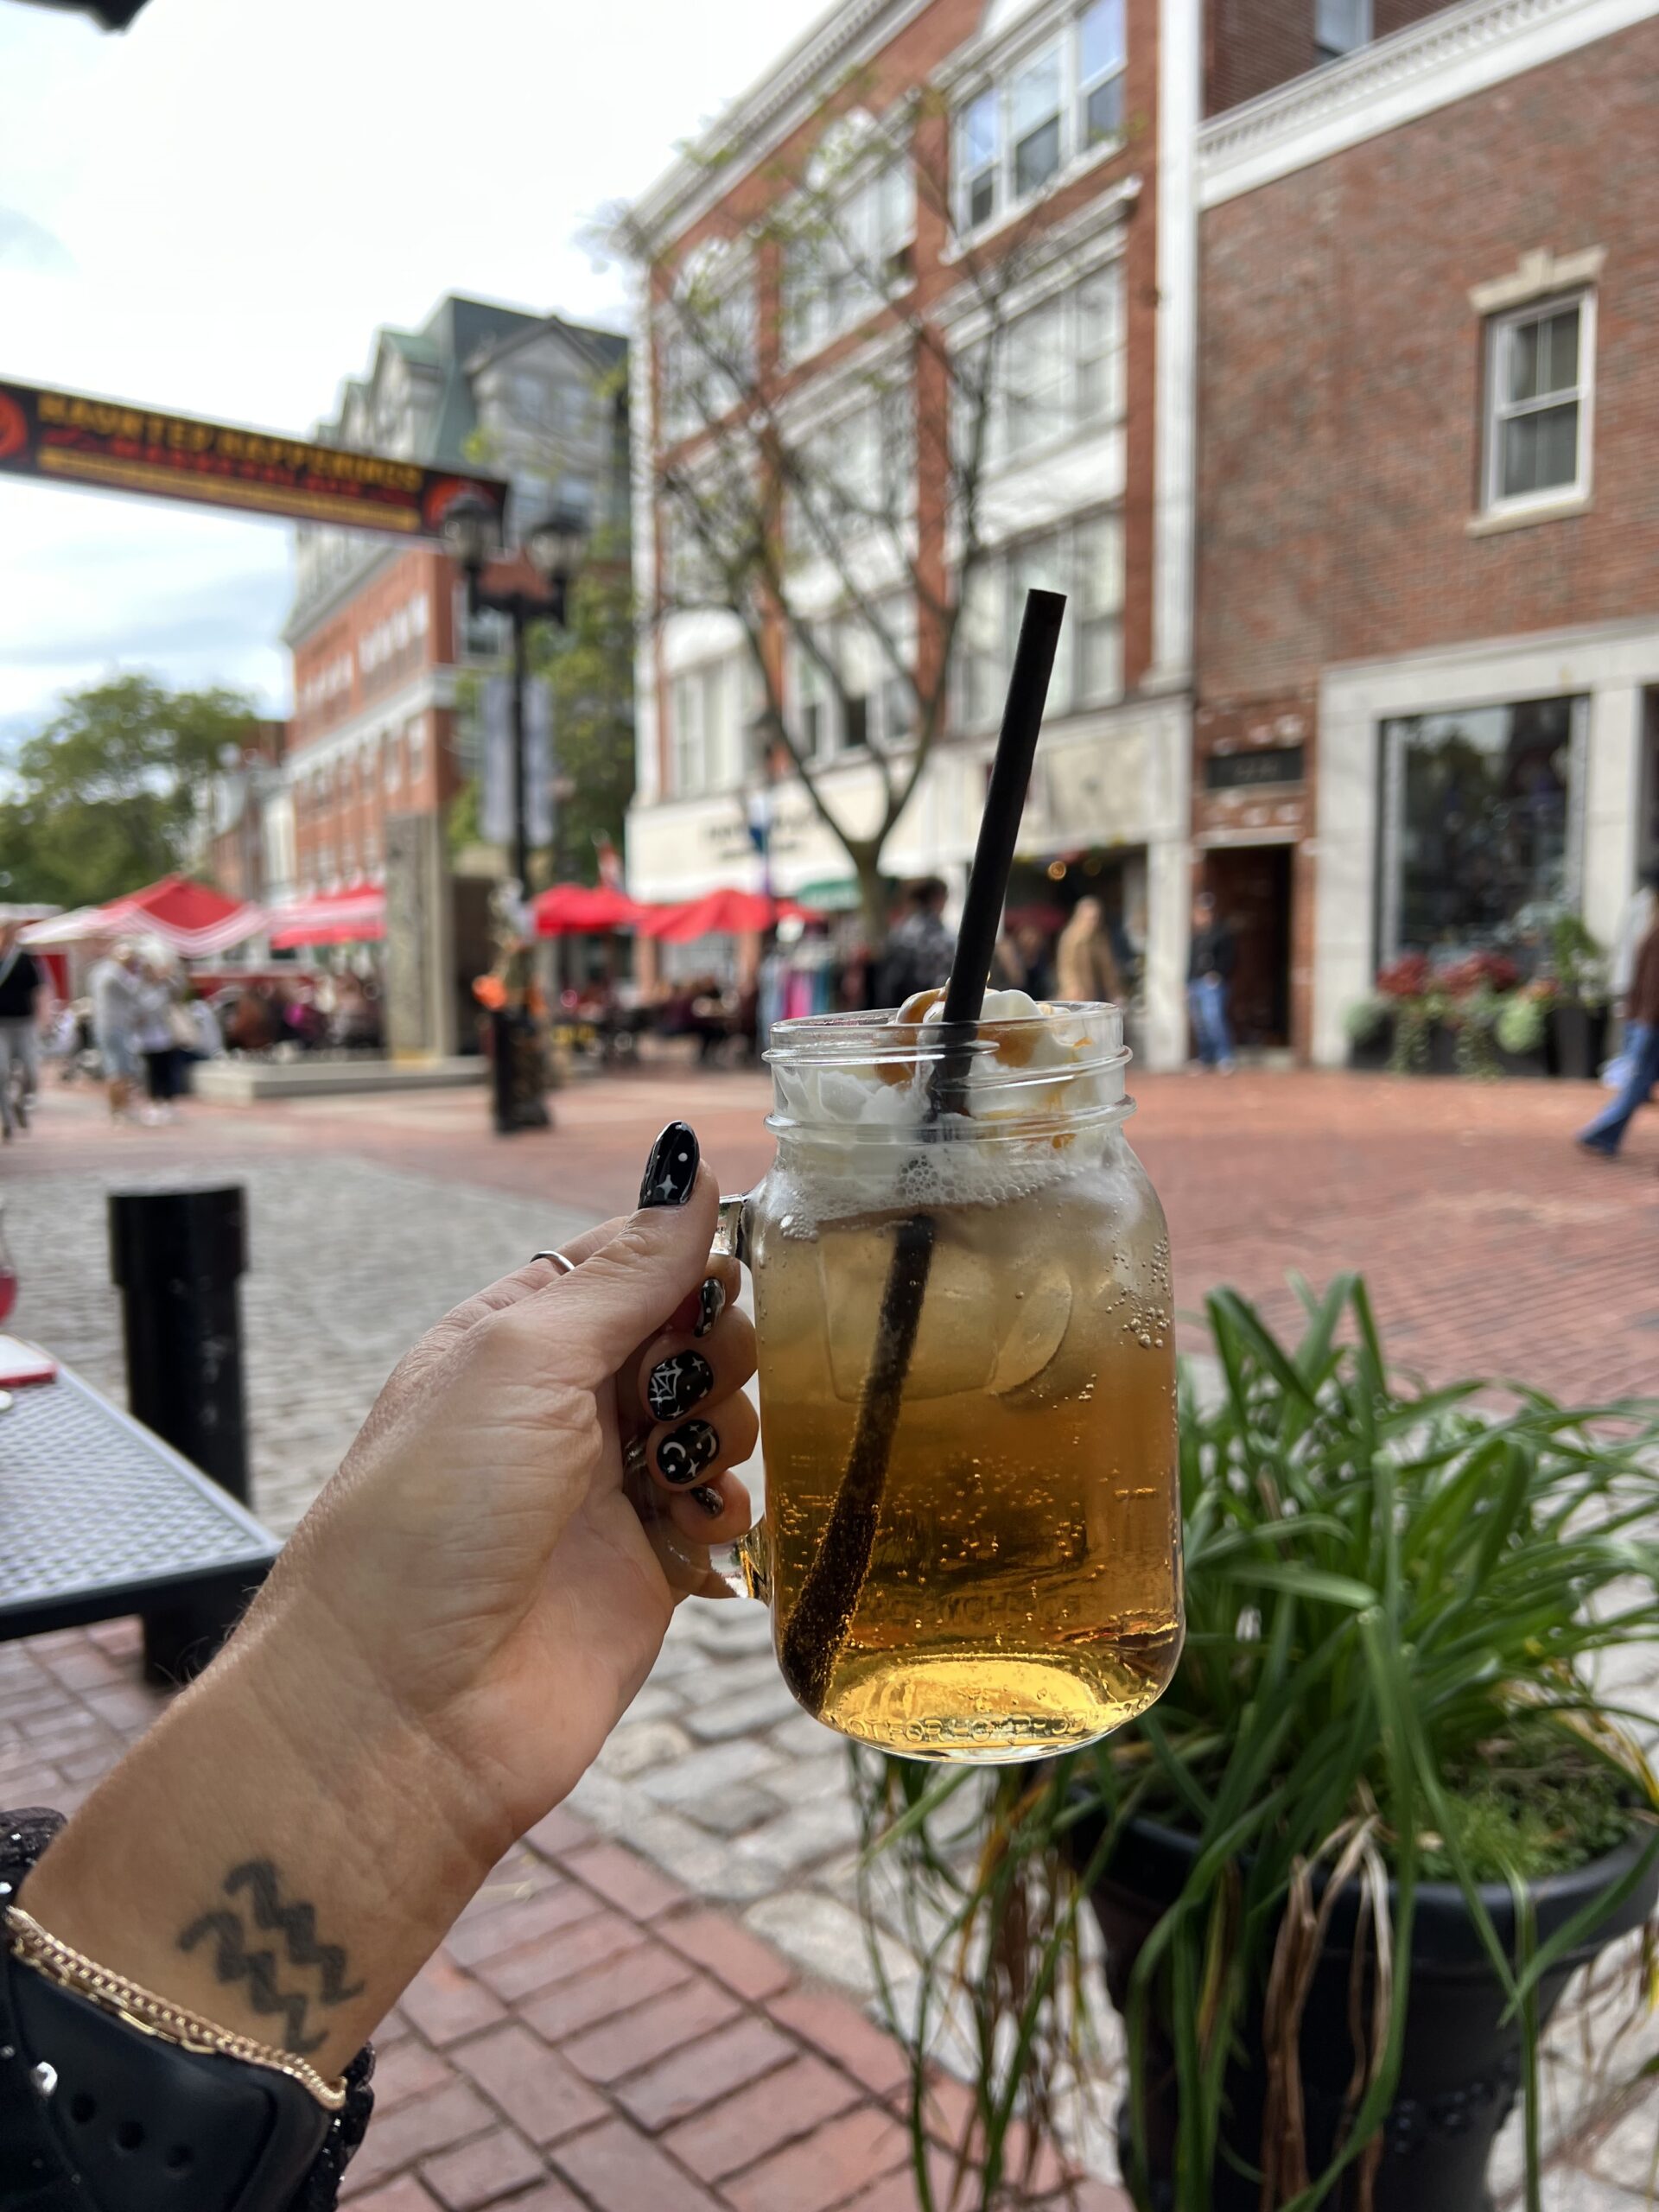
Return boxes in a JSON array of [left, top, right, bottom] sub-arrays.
[[779, 589, 1067, 1719]]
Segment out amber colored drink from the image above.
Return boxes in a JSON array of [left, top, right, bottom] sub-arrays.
[[752, 1152, 1182, 1761]]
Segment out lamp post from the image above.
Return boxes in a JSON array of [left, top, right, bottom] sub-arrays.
[[441, 491, 588, 1134]]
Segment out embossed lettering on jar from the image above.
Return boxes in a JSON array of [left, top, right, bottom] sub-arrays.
[[753, 997, 1184, 1763]]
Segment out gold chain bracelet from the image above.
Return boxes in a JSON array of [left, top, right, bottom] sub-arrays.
[[4, 1904, 346, 2111]]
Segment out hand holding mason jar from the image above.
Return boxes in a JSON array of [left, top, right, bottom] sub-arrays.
[[645, 982, 1185, 1765]]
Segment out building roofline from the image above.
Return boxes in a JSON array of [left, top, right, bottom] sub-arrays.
[[1198, 0, 1659, 205], [628, 0, 930, 245]]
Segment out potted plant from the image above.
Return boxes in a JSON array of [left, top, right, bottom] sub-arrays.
[[1342, 995, 1393, 1072], [860, 1279, 1659, 2212], [1493, 981, 1554, 1077], [1542, 915, 1610, 1080]]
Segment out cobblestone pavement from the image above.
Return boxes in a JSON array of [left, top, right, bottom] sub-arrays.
[[0, 1622, 1123, 2212], [3, 1067, 1658, 2203]]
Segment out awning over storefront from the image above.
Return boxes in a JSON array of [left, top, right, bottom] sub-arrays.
[[268, 884, 385, 950], [21, 875, 264, 957]]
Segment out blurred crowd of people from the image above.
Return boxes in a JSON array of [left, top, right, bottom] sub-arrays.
[[0, 928, 387, 1133]]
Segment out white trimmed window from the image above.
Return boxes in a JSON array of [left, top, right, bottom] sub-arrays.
[[973, 260, 1126, 467], [670, 662, 740, 796], [791, 606, 913, 764], [406, 718, 426, 785], [954, 0, 1128, 239], [1314, 0, 1370, 61], [955, 513, 1124, 731], [781, 156, 914, 366], [1483, 293, 1594, 513]]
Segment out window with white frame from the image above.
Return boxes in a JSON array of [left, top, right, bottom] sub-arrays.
[[791, 603, 914, 762], [406, 717, 426, 785], [954, 0, 1127, 238], [785, 384, 912, 561], [1314, 0, 1370, 62], [658, 251, 758, 442], [781, 156, 914, 366], [1483, 293, 1593, 512], [955, 514, 1123, 731], [670, 661, 740, 797], [970, 260, 1125, 467], [1080, 0, 1127, 145]]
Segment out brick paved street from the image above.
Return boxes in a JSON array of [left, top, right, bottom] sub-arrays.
[[2, 1061, 1656, 2207]]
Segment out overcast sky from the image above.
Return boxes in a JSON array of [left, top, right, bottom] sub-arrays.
[[0, 0, 826, 746]]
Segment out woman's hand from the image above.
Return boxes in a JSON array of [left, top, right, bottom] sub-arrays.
[[261, 1119, 757, 1841], [22, 1122, 759, 2075]]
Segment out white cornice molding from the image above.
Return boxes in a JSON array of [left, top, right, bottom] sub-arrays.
[[629, 0, 934, 247], [1198, 0, 1659, 207]]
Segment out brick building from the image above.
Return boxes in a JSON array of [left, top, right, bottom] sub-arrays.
[[198, 718, 290, 906], [626, 0, 1202, 1067], [1193, 0, 1659, 1059], [283, 295, 627, 910]]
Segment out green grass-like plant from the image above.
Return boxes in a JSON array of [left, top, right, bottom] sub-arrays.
[[856, 1276, 1659, 2212]]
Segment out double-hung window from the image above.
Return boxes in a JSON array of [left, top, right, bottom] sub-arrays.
[[1079, 0, 1127, 147], [1483, 294, 1593, 512], [958, 89, 999, 232], [955, 0, 1128, 238]]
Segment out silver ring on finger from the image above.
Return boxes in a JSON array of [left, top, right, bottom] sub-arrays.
[[531, 1249, 577, 1275]]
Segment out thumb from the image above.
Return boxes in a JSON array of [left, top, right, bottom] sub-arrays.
[[552, 1122, 719, 1380]]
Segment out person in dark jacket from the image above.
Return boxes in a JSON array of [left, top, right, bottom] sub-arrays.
[[1186, 889, 1237, 1072], [1579, 912, 1659, 1155], [881, 879, 955, 1007]]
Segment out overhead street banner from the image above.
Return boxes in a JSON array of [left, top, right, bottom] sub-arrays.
[[0, 376, 508, 539]]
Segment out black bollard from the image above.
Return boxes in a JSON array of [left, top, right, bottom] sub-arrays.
[[108, 1185, 250, 1504]]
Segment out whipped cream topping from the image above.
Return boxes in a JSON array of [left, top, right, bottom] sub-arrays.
[[766, 990, 1128, 1217]]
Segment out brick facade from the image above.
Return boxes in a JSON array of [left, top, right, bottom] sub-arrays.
[[289, 547, 456, 891], [1195, 13, 1659, 1052], [1205, 0, 1448, 116]]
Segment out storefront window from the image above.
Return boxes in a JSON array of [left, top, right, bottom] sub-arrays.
[[1378, 696, 1585, 961]]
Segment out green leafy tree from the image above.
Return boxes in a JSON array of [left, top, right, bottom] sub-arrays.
[[0, 673, 257, 908], [530, 531, 636, 881]]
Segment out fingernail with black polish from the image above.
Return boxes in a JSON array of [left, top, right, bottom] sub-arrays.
[[646, 1351, 714, 1421], [656, 1417, 719, 1484], [640, 1122, 700, 1208], [688, 1484, 724, 1520], [694, 1277, 726, 1339]]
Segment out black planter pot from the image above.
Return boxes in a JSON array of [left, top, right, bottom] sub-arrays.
[[1087, 1815, 1657, 2212], [1346, 1020, 1392, 1071], [1493, 1043, 1550, 1079], [1547, 1001, 1609, 1081]]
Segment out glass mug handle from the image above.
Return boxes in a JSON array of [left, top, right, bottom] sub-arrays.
[[626, 1192, 770, 1604]]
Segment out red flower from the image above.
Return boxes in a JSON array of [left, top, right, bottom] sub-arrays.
[[1376, 955, 1432, 999]]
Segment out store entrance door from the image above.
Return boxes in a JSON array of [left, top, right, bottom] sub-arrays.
[[1207, 843, 1293, 1050]]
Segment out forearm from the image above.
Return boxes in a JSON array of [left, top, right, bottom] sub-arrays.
[[18, 1595, 506, 2078]]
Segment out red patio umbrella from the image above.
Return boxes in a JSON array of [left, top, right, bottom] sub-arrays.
[[642, 888, 817, 944], [531, 883, 652, 936], [268, 883, 386, 950]]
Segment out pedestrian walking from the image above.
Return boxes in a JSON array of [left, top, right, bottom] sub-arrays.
[[882, 878, 955, 1007], [133, 956, 186, 1122], [87, 939, 141, 1122], [0, 922, 42, 1140], [1579, 909, 1659, 1157], [1186, 889, 1238, 1072], [1055, 896, 1122, 1005]]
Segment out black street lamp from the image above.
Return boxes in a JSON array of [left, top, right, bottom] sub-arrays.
[[441, 490, 588, 1134]]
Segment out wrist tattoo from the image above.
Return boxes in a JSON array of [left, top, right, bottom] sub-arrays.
[[177, 1859, 364, 2056]]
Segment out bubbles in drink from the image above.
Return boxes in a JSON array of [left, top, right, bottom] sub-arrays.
[[755, 1137, 1183, 1763]]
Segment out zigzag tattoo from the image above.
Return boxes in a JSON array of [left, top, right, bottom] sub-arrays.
[[175, 1914, 326, 2054], [176, 1858, 363, 2055], [224, 1861, 365, 2004]]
